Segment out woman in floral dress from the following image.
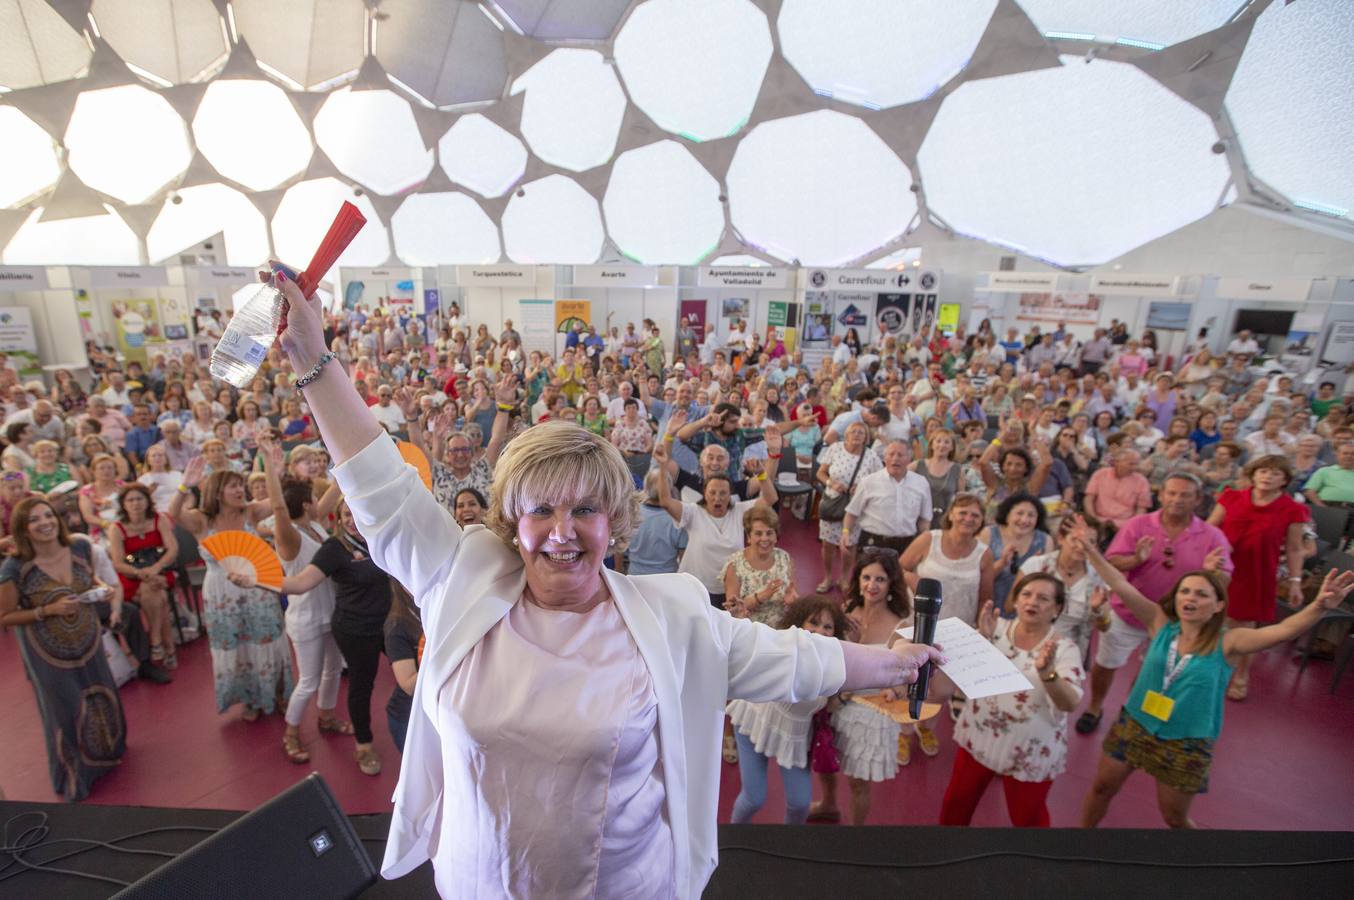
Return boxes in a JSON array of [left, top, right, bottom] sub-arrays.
[[170, 457, 293, 719], [939, 572, 1084, 826], [720, 505, 795, 626]]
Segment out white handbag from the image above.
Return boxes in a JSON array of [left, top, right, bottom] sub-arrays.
[[101, 629, 136, 687]]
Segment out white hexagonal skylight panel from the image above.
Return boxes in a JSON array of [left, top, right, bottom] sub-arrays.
[[3, 208, 139, 266], [604, 141, 724, 264], [1015, 0, 1237, 48], [0, 107, 61, 207], [438, 115, 527, 198], [727, 110, 916, 266], [0, 0, 91, 90], [92, 0, 228, 84], [779, 0, 996, 109], [513, 49, 625, 172], [64, 85, 193, 204], [193, 80, 313, 192], [147, 184, 271, 267], [272, 178, 390, 281], [313, 88, 434, 196], [614, 0, 772, 141], [918, 57, 1231, 267], [393, 193, 501, 265], [495, 0, 631, 40], [1226, 0, 1354, 221], [501, 175, 604, 264]]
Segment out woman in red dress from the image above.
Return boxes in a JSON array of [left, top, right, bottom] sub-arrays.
[[107, 484, 179, 670], [1206, 455, 1309, 700]]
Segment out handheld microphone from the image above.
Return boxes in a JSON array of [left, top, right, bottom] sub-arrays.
[[908, 577, 943, 720]]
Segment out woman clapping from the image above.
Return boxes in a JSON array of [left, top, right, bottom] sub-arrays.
[[940, 574, 1084, 827]]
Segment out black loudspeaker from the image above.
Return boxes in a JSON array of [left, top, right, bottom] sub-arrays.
[[111, 774, 378, 900]]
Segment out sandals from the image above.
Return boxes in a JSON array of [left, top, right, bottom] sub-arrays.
[[163, 648, 178, 670], [806, 803, 842, 823], [916, 724, 940, 757], [896, 732, 911, 767], [814, 580, 834, 594], [356, 747, 382, 776], [282, 732, 310, 764], [722, 732, 738, 765], [318, 715, 355, 736], [240, 706, 261, 723], [150, 644, 166, 663], [1074, 710, 1102, 734], [949, 695, 965, 722]]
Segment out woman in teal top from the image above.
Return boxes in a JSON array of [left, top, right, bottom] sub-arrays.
[[1068, 516, 1353, 829]]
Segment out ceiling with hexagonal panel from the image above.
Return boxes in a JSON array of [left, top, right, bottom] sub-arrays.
[[0, 0, 1350, 270]]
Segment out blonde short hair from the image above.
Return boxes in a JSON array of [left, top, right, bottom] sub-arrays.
[[485, 420, 640, 548]]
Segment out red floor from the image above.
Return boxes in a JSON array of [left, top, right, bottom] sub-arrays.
[[2, 516, 1353, 832]]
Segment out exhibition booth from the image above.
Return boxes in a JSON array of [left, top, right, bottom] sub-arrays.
[[5, 260, 1354, 388]]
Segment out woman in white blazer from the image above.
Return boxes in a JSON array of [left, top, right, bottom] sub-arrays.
[[270, 268, 946, 899]]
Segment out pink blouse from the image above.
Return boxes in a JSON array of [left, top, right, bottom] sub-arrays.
[[438, 597, 673, 899]]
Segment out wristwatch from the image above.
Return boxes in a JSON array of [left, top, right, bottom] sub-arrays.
[[1042, 670, 1059, 683]]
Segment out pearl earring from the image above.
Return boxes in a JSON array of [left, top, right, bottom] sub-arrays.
[[608, 537, 616, 547], [511, 537, 519, 547]]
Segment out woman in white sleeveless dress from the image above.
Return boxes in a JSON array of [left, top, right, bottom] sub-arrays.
[[900, 493, 995, 731]]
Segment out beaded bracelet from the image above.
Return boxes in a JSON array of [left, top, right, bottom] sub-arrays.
[[296, 351, 337, 389]]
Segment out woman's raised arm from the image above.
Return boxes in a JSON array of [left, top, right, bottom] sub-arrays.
[[274, 269, 461, 599], [274, 270, 383, 465]]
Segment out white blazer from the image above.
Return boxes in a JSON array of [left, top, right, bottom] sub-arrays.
[[333, 436, 846, 899]]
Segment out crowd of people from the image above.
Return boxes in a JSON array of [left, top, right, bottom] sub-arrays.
[[1, 301, 1350, 840]]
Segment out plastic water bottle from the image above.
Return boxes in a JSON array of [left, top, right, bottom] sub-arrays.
[[208, 200, 368, 388], [210, 282, 286, 388]]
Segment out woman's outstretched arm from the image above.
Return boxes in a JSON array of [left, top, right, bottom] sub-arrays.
[[273, 269, 382, 464]]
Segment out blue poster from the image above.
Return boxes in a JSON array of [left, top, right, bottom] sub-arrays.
[[423, 288, 441, 316]]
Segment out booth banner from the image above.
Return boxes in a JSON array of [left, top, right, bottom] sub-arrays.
[[158, 294, 192, 341], [696, 267, 789, 289], [574, 265, 660, 288], [832, 292, 872, 339], [802, 291, 832, 345], [456, 265, 536, 287], [555, 299, 592, 332], [112, 299, 163, 364], [1320, 322, 1354, 368], [423, 288, 441, 316], [1016, 291, 1101, 326], [185, 267, 254, 287], [0, 307, 40, 375], [766, 300, 789, 329], [1145, 301, 1191, 331], [88, 267, 168, 289], [518, 300, 555, 355], [0, 266, 48, 291], [720, 297, 749, 320], [679, 300, 707, 339], [920, 294, 938, 336], [1281, 331, 1316, 374], [808, 268, 901, 291], [978, 272, 1059, 292], [1089, 273, 1180, 297], [875, 293, 911, 341], [937, 303, 961, 334], [1215, 276, 1311, 302]]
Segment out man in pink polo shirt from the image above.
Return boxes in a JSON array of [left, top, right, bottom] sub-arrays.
[[1083, 448, 1152, 531], [1075, 473, 1233, 734]]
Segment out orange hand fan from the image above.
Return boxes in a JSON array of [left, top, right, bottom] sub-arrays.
[[397, 440, 432, 491], [850, 694, 942, 725], [200, 530, 285, 592]]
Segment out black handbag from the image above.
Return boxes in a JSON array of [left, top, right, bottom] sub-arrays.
[[818, 451, 865, 522], [126, 546, 166, 571]]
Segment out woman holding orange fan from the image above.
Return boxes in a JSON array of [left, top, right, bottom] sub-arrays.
[[170, 455, 293, 721]]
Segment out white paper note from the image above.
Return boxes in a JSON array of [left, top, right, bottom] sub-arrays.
[[897, 617, 1030, 700]]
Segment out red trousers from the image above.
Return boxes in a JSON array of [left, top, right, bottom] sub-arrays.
[[939, 746, 1053, 827]]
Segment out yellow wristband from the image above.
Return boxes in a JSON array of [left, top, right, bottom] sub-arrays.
[[757, 472, 767, 481]]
